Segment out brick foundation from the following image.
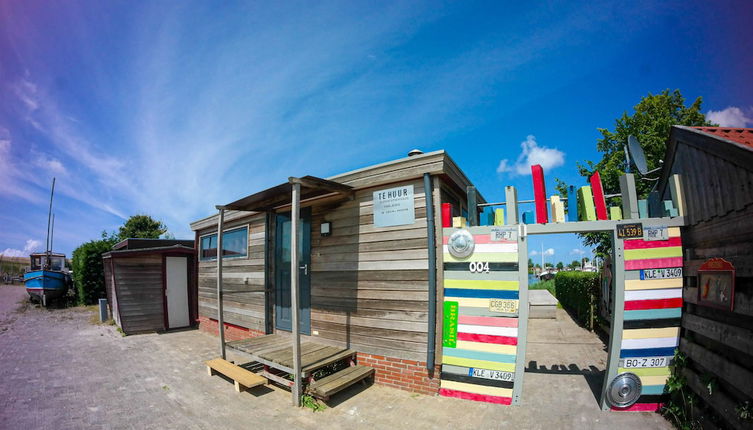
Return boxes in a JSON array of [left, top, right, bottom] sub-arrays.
[[356, 352, 440, 396], [198, 316, 440, 395], [197, 316, 265, 341]]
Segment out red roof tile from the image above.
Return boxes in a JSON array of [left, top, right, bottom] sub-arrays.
[[693, 127, 753, 149]]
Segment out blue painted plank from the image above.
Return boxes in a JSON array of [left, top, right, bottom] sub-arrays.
[[638, 199, 648, 219], [620, 347, 677, 358], [442, 347, 517, 363], [567, 185, 578, 222], [522, 210, 535, 224], [444, 289, 519, 300], [624, 308, 682, 321], [641, 385, 667, 395]]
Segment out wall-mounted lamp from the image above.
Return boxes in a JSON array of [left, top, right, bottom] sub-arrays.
[[320, 221, 332, 237]]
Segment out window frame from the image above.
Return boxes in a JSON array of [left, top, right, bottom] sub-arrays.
[[199, 224, 250, 261]]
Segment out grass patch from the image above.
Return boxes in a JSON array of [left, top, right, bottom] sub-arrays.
[[529, 279, 556, 296], [300, 394, 327, 412]]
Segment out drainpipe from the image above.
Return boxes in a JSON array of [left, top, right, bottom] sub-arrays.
[[423, 173, 437, 374], [215, 206, 226, 360]]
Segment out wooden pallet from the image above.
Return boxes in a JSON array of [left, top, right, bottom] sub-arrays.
[[307, 365, 374, 401], [205, 358, 267, 392]]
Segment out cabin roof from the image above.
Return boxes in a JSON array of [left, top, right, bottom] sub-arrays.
[[692, 126, 753, 150], [190, 149, 483, 231]]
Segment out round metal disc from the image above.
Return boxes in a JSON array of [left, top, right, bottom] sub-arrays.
[[448, 229, 475, 259], [607, 372, 642, 408]]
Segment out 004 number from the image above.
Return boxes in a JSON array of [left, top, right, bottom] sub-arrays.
[[469, 262, 490, 273]]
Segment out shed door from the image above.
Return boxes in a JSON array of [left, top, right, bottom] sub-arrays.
[[166, 256, 190, 329]]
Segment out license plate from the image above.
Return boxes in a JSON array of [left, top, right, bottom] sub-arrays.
[[489, 299, 518, 314], [490, 227, 516, 242], [619, 356, 670, 368], [643, 226, 668, 241], [617, 223, 643, 239], [640, 268, 682, 280], [469, 368, 514, 381]]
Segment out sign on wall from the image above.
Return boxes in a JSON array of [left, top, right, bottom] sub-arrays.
[[698, 258, 735, 311], [373, 185, 415, 227]]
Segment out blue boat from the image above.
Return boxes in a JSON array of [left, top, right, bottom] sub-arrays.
[[23, 177, 70, 306], [24, 252, 71, 306]]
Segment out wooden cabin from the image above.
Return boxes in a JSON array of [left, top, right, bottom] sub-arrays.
[[103, 239, 197, 335], [658, 126, 753, 428], [190, 150, 481, 393]]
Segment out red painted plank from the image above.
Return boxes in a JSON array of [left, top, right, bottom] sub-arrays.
[[442, 203, 452, 228], [457, 332, 517, 345], [624, 298, 683, 311], [623, 237, 682, 250], [590, 171, 608, 220], [531, 164, 548, 224], [458, 315, 519, 327], [624, 257, 683, 270], [439, 388, 512, 405], [611, 402, 661, 412]]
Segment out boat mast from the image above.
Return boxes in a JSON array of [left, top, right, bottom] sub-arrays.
[[50, 214, 55, 255], [45, 178, 56, 268]]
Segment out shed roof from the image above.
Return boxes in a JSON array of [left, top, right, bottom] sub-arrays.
[[102, 244, 195, 259], [692, 127, 753, 150], [113, 238, 195, 250]]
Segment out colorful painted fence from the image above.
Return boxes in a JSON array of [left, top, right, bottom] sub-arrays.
[[613, 226, 683, 412], [440, 226, 523, 405]]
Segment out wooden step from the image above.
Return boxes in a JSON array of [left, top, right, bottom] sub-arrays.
[[205, 358, 267, 392], [307, 365, 374, 400]]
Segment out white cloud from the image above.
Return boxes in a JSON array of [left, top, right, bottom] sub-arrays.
[[706, 106, 753, 128], [530, 248, 555, 257], [497, 135, 565, 176], [570, 248, 586, 256], [1, 239, 42, 257]]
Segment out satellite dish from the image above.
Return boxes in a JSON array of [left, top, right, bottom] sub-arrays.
[[627, 135, 649, 175]]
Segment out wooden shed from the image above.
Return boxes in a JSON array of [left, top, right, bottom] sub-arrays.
[[103, 239, 197, 335], [658, 126, 753, 428], [190, 150, 480, 394]]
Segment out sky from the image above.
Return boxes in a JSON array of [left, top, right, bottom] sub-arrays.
[[1, 1, 751, 263]]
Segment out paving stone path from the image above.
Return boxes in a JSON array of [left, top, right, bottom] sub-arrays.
[[0, 285, 670, 429]]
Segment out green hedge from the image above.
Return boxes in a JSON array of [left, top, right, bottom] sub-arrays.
[[71, 239, 116, 305], [554, 271, 600, 330]]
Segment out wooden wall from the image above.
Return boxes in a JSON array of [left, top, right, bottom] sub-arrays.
[[661, 131, 753, 429], [309, 178, 431, 361], [112, 256, 164, 334], [197, 213, 267, 334]]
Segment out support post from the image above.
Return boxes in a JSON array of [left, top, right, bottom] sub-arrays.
[[290, 182, 302, 407], [423, 173, 437, 374], [216, 207, 226, 360], [600, 230, 625, 410]]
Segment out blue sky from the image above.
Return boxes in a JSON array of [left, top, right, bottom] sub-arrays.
[[1, 1, 751, 262]]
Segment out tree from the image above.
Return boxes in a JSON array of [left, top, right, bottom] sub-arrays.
[[556, 261, 564, 270], [571, 260, 582, 268], [118, 215, 168, 241], [558, 89, 715, 257], [71, 232, 118, 305], [528, 258, 534, 274]]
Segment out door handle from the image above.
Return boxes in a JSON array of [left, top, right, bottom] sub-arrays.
[[300, 264, 308, 275]]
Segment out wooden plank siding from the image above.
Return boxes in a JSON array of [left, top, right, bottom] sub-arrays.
[[197, 213, 267, 333], [112, 256, 164, 334], [190, 150, 477, 362], [308, 178, 431, 361], [659, 127, 753, 429]]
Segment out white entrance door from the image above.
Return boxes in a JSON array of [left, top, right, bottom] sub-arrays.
[[166, 257, 189, 329]]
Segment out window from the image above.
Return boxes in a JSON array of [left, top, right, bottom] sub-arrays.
[[200, 226, 248, 260]]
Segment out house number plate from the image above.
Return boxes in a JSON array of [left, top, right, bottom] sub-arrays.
[[489, 299, 518, 314]]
